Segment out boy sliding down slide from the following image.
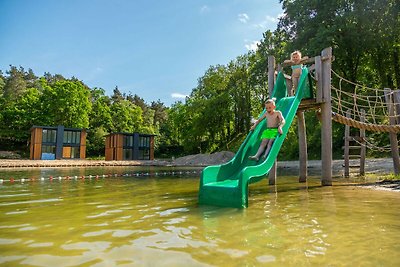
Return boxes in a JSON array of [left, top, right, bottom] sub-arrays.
[[249, 98, 285, 161]]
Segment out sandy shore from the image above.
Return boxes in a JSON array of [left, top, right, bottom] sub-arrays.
[[0, 159, 170, 168], [0, 157, 395, 175]]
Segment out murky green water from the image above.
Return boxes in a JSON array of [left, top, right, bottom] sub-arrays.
[[0, 166, 399, 266]]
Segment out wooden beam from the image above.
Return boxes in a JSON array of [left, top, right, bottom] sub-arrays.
[[269, 161, 277, 185], [315, 56, 323, 103], [321, 47, 333, 186], [393, 90, 400, 125], [384, 88, 400, 174], [281, 56, 316, 68], [344, 110, 351, 178], [360, 109, 366, 176], [298, 111, 307, 182]]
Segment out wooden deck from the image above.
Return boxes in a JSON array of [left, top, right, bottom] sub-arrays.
[[298, 98, 321, 111]]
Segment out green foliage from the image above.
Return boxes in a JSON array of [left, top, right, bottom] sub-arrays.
[[86, 126, 108, 157], [0, 66, 168, 157], [89, 87, 113, 130], [0, 88, 42, 141], [110, 99, 142, 133], [40, 79, 91, 128]]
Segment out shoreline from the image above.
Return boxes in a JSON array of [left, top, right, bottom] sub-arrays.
[[0, 158, 398, 192], [0, 158, 395, 175], [0, 159, 170, 168]]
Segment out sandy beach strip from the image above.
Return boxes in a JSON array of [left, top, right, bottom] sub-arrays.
[[0, 159, 171, 168]]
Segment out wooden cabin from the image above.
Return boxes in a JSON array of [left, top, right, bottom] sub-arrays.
[[30, 126, 87, 160], [105, 133, 155, 161]]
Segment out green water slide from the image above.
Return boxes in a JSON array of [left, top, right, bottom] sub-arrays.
[[198, 67, 312, 208]]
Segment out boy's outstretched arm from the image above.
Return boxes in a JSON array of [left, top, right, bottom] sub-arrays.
[[277, 111, 285, 134], [250, 113, 265, 131]]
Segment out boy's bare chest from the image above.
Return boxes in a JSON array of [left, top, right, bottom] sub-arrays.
[[265, 113, 279, 123]]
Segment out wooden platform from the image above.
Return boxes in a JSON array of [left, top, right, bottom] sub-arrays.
[[298, 98, 321, 111]]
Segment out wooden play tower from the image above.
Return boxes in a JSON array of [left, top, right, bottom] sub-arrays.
[[267, 47, 400, 185]]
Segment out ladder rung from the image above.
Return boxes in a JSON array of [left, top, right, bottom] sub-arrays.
[[342, 146, 362, 149]]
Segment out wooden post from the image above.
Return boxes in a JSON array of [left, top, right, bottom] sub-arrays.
[[321, 47, 333, 185], [315, 56, 323, 103], [298, 111, 307, 182], [393, 90, 400, 124], [269, 162, 277, 185], [360, 109, 366, 176], [384, 88, 400, 175], [268, 55, 277, 185], [344, 110, 351, 178]]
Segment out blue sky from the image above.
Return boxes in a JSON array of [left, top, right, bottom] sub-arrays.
[[0, 0, 283, 106]]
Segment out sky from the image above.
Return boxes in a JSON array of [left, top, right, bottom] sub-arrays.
[[0, 0, 283, 106]]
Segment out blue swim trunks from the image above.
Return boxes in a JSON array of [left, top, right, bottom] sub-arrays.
[[260, 128, 279, 139], [291, 64, 303, 70]]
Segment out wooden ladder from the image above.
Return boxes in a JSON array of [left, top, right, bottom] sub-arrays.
[[343, 110, 366, 177]]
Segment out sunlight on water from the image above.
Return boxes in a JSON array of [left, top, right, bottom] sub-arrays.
[[0, 166, 399, 266]]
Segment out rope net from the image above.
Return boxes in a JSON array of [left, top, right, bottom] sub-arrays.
[[330, 70, 400, 133]]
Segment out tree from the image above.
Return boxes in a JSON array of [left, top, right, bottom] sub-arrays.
[[111, 86, 124, 102], [0, 70, 5, 97], [89, 87, 112, 130], [126, 93, 156, 134], [110, 99, 143, 132], [150, 99, 168, 127], [40, 79, 91, 128], [3, 66, 29, 100], [0, 87, 42, 141]]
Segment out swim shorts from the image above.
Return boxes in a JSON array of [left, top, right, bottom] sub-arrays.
[[260, 128, 279, 139], [291, 64, 303, 70]]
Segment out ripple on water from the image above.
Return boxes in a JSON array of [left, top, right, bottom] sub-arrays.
[[18, 226, 38, 231], [86, 209, 123, 218], [0, 198, 62, 206], [5, 210, 28, 215], [27, 242, 54, 248], [158, 207, 189, 216], [0, 238, 22, 245], [0, 193, 34, 198], [82, 229, 137, 238], [256, 254, 276, 263]]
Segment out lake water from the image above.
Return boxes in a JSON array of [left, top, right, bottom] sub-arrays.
[[0, 166, 399, 266]]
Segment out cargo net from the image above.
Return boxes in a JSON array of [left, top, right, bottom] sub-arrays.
[[330, 70, 400, 152]]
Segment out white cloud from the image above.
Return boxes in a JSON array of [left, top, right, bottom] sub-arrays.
[[245, 40, 260, 51], [200, 5, 209, 14], [254, 14, 280, 29], [171, 93, 188, 99], [238, 13, 249, 23]]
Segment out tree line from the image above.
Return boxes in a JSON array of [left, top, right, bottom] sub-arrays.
[[0, 67, 168, 157], [0, 0, 397, 159]]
